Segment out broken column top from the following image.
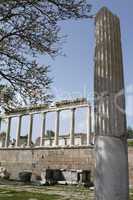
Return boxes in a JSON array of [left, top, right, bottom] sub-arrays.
[[95, 7, 119, 22], [96, 7, 116, 16]]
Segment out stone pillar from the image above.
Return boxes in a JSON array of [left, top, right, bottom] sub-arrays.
[[94, 7, 129, 200], [16, 115, 22, 147], [5, 117, 11, 148], [70, 108, 75, 146], [27, 114, 33, 147], [54, 110, 60, 146], [0, 117, 1, 131], [86, 106, 92, 145], [40, 112, 46, 146]]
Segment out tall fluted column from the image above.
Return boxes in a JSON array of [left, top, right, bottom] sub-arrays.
[[70, 108, 75, 146], [16, 115, 22, 147], [5, 117, 11, 148], [54, 110, 60, 146], [27, 114, 33, 147], [94, 7, 129, 200], [40, 112, 46, 146], [86, 106, 92, 145]]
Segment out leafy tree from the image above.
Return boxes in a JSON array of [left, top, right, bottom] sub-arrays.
[[0, 132, 6, 139], [0, 0, 92, 107], [127, 127, 133, 138], [46, 130, 55, 138], [0, 85, 16, 111]]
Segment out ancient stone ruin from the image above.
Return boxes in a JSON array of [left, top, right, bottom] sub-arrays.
[[0, 98, 92, 148], [94, 7, 128, 200], [0, 7, 130, 199], [0, 98, 94, 185]]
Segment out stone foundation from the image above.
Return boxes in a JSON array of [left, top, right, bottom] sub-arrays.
[[0, 146, 133, 186], [0, 146, 94, 182]]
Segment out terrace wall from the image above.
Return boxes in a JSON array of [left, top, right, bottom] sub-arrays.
[[0, 146, 133, 186]]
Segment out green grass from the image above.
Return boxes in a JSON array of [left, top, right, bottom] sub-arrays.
[[0, 188, 60, 200], [128, 140, 133, 146], [130, 189, 133, 200], [0, 186, 133, 200]]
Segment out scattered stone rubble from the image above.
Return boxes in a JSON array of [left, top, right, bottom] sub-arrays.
[[40, 169, 92, 186], [19, 171, 32, 182], [0, 167, 93, 187], [0, 167, 10, 179]]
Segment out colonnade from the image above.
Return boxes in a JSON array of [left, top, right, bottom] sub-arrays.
[[2, 103, 92, 148]]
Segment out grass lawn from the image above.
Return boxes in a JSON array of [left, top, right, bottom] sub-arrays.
[[128, 140, 133, 147], [0, 188, 60, 200], [0, 185, 94, 200], [130, 189, 133, 200], [0, 185, 133, 200]]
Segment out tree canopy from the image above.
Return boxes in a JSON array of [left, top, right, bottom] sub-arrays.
[[0, 0, 92, 108]]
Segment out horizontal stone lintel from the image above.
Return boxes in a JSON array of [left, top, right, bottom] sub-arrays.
[[0, 145, 94, 151], [0, 103, 90, 119]]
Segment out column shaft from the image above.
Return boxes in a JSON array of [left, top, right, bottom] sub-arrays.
[[87, 106, 92, 145], [27, 114, 33, 147], [0, 117, 1, 131], [54, 111, 60, 146], [94, 7, 129, 200], [16, 115, 22, 147], [5, 117, 11, 148], [70, 108, 75, 146], [40, 112, 46, 146]]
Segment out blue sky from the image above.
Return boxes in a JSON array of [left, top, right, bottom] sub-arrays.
[[39, 0, 133, 128]]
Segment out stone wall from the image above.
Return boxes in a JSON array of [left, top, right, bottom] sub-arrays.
[[0, 146, 133, 186], [0, 146, 95, 182]]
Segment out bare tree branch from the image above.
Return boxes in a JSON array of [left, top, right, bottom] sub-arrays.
[[0, 0, 92, 108]]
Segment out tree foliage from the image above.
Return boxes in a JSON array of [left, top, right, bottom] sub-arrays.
[[0, 0, 92, 108], [46, 130, 55, 138], [0, 85, 15, 112], [127, 127, 133, 138]]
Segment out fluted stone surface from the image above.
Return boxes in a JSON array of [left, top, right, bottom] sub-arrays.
[[94, 7, 129, 200], [94, 7, 127, 137]]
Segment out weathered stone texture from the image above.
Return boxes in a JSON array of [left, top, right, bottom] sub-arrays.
[[0, 147, 133, 186], [94, 7, 129, 200], [94, 7, 126, 137], [0, 147, 94, 181]]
